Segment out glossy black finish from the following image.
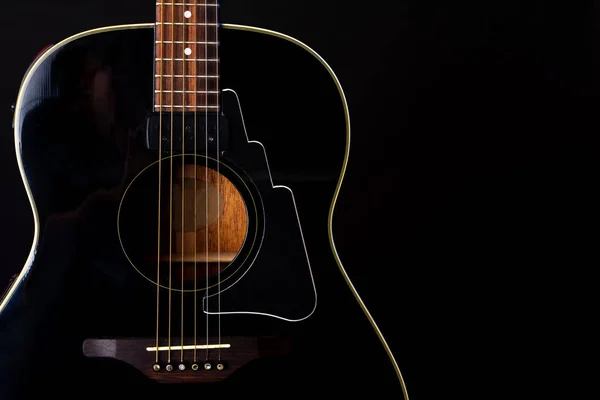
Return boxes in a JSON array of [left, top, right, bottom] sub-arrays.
[[0, 27, 400, 397]]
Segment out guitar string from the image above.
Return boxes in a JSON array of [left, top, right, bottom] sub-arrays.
[[193, 0, 198, 365], [180, 0, 186, 365], [167, 0, 175, 366], [155, 1, 165, 365], [215, 2, 222, 361], [204, 0, 210, 363]]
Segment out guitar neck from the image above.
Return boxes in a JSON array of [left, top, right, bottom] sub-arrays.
[[155, 1, 220, 113]]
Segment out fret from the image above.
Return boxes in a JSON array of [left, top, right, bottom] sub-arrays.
[[156, 22, 219, 26], [156, 41, 219, 44], [156, 75, 218, 78], [155, 92, 220, 106], [157, 4, 218, 22], [155, 78, 218, 92], [155, 77, 218, 92], [156, 27, 218, 44], [155, 62, 218, 76], [156, 3, 219, 5], [156, 58, 218, 61], [156, 90, 220, 94], [156, 44, 218, 59], [157, 106, 220, 109]]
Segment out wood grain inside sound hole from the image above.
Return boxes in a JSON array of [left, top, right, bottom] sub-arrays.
[[166, 165, 248, 264]]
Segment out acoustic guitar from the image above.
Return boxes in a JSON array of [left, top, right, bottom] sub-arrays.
[[0, 1, 409, 397]]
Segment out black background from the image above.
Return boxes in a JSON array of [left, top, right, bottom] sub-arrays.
[[0, 1, 596, 397]]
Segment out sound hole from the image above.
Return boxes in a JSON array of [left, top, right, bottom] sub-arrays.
[[168, 165, 248, 279], [118, 156, 251, 291]]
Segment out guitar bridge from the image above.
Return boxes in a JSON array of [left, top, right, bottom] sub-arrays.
[[82, 336, 290, 383]]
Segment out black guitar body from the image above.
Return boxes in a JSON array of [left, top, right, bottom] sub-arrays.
[[0, 25, 404, 397]]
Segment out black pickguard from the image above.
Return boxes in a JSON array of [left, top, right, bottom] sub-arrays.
[[0, 26, 401, 397]]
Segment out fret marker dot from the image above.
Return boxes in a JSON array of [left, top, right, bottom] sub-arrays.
[[184, 48, 192, 56], [184, 11, 192, 19]]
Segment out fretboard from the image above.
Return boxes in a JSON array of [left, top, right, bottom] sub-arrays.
[[155, 1, 220, 112]]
